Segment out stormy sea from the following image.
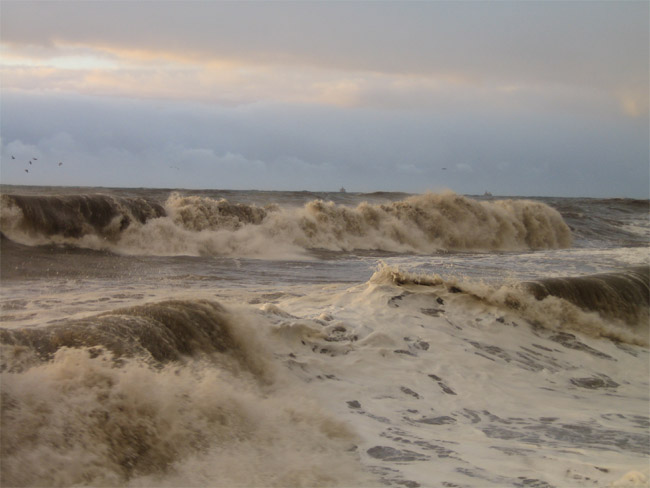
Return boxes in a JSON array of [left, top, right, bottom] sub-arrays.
[[1, 185, 648, 488]]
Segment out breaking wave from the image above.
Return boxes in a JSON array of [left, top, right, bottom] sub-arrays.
[[0, 299, 366, 487], [1, 191, 572, 257], [370, 263, 649, 346], [0, 300, 271, 377], [523, 267, 649, 328], [0, 193, 165, 240]]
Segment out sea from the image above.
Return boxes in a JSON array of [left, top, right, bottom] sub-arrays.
[[0, 185, 648, 488]]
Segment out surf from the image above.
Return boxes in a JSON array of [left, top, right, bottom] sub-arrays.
[[0, 299, 369, 487], [0, 191, 573, 257], [370, 263, 650, 346]]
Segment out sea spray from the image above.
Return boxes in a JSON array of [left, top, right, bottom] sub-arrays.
[[0, 300, 368, 487], [0, 191, 572, 257], [2, 186, 647, 487]]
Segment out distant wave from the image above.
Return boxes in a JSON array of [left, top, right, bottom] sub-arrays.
[[1, 191, 572, 257], [550, 197, 649, 247], [0, 193, 165, 239]]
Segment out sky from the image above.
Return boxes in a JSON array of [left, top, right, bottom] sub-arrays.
[[1, 1, 648, 197]]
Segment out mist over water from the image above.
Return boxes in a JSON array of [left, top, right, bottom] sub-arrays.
[[1, 186, 648, 487]]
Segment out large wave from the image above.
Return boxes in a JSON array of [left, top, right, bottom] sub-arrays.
[[0, 300, 271, 376], [0, 300, 367, 487], [1, 191, 572, 257], [370, 263, 649, 346], [0, 193, 165, 239]]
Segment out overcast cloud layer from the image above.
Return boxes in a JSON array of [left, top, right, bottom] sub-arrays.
[[1, 1, 648, 197]]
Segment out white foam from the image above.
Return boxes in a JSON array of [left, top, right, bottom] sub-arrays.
[[0, 308, 372, 487], [2, 269, 648, 486], [1, 191, 573, 258], [611, 470, 649, 487], [256, 271, 649, 487]]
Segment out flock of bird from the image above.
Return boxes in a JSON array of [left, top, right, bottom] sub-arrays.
[[10, 155, 63, 173]]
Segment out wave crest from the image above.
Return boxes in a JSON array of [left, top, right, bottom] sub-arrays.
[[1, 300, 272, 380], [370, 263, 649, 346], [1, 191, 572, 256], [0, 300, 364, 487], [0, 193, 164, 242], [295, 193, 572, 252], [167, 192, 270, 231]]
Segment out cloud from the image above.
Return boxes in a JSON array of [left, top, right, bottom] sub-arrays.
[[497, 161, 511, 171], [1, 89, 647, 197], [0, 2, 647, 197], [1, 1, 647, 109], [455, 163, 474, 173]]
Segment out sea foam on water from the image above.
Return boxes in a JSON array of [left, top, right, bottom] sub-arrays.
[[1, 187, 647, 487]]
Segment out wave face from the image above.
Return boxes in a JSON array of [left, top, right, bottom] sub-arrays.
[[371, 264, 649, 346], [1, 193, 165, 240], [0, 300, 269, 376], [0, 300, 365, 487], [295, 193, 571, 252], [524, 266, 649, 328], [0, 191, 572, 256]]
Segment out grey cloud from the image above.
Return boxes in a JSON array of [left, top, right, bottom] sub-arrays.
[[1, 91, 647, 197], [2, 1, 647, 93]]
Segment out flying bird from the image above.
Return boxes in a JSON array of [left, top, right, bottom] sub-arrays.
[[58, 162, 63, 166], [32, 157, 38, 161], [24, 169, 28, 173], [11, 155, 15, 159]]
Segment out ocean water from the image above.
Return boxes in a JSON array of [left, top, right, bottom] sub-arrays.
[[0, 186, 648, 488]]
